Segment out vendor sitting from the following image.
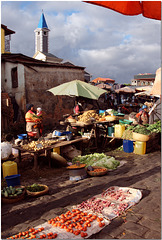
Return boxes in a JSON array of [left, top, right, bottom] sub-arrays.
[[136, 105, 149, 125], [74, 100, 83, 114], [25, 104, 40, 138]]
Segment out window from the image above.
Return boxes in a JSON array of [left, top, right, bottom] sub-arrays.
[[44, 31, 47, 35], [11, 67, 18, 88], [38, 32, 40, 35]]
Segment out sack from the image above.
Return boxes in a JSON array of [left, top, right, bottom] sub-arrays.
[[1, 142, 12, 160]]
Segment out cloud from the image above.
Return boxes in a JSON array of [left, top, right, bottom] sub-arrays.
[[1, 1, 161, 83]]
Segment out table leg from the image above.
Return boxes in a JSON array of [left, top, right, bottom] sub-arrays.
[[33, 153, 39, 170], [18, 149, 22, 163], [45, 149, 51, 168]]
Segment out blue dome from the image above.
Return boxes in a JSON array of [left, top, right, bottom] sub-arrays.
[[38, 13, 48, 28]]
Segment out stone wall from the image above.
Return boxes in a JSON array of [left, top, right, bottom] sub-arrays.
[[24, 65, 85, 130]]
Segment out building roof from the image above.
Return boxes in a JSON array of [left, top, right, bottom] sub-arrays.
[[91, 77, 115, 83], [134, 73, 155, 80], [1, 53, 84, 70], [1, 24, 15, 35], [37, 13, 48, 29]]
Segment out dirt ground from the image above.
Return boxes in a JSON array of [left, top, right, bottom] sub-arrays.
[[1, 146, 161, 239]]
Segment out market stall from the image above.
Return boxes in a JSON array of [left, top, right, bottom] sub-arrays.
[[12, 137, 85, 170]]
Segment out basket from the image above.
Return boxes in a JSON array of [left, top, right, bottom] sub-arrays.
[[133, 132, 150, 142], [26, 184, 49, 197], [2, 186, 26, 204], [87, 166, 108, 177]]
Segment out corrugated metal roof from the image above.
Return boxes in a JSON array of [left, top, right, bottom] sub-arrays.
[[37, 13, 48, 29]]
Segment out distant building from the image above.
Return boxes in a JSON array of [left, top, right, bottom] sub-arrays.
[[131, 73, 155, 86], [1, 24, 15, 53]]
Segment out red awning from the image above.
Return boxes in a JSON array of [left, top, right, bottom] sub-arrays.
[[85, 1, 161, 20]]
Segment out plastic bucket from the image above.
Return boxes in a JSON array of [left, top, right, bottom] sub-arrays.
[[108, 126, 114, 137], [134, 141, 146, 155], [114, 124, 125, 138], [5, 174, 21, 187], [123, 140, 134, 153], [2, 161, 18, 178]]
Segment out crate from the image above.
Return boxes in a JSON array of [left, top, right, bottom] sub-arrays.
[[119, 119, 133, 125]]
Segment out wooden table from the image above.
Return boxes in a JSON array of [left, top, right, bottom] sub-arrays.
[[12, 137, 85, 170]]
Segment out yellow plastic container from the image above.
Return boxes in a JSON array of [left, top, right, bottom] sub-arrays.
[[2, 161, 18, 178], [134, 141, 146, 155], [53, 147, 60, 155], [114, 124, 125, 138]]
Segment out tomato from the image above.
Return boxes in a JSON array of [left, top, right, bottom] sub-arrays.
[[99, 222, 103, 228]]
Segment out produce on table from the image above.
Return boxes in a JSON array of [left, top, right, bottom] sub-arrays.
[[1, 186, 24, 198], [72, 153, 120, 170], [25, 183, 45, 192], [48, 209, 106, 237], [132, 125, 151, 135], [144, 120, 161, 133], [21, 139, 58, 151], [77, 110, 99, 123], [125, 120, 161, 135]]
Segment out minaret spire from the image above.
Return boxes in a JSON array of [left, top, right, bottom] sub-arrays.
[[34, 11, 50, 54]]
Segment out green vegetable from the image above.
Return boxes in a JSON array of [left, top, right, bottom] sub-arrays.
[[72, 153, 120, 169], [133, 125, 151, 135], [16, 191, 22, 195], [12, 188, 16, 195], [26, 184, 45, 192], [4, 190, 8, 197]]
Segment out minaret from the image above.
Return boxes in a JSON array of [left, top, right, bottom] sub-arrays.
[[34, 11, 50, 54]]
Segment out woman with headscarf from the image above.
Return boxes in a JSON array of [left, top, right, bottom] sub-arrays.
[[25, 104, 40, 137]]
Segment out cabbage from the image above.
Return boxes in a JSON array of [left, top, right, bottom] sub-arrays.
[[72, 153, 120, 169]]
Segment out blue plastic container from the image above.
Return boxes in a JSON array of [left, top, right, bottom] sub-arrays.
[[108, 126, 114, 136], [5, 174, 21, 187], [61, 131, 72, 136], [53, 130, 63, 136], [17, 134, 27, 140], [99, 110, 105, 116], [123, 140, 134, 153]]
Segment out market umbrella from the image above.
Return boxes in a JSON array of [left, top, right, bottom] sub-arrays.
[[135, 86, 152, 92], [150, 67, 161, 96], [47, 80, 107, 100], [85, 1, 161, 20], [115, 86, 135, 93], [95, 83, 112, 90]]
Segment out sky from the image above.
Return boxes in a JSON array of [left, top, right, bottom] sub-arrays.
[[1, 1, 161, 84]]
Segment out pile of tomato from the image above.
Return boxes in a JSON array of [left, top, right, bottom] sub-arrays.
[[7, 227, 57, 239], [48, 208, 105, 238]]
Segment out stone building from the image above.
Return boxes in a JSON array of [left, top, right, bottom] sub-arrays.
[[1, 53, 85, 130], [131, 73, 155, 86]]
